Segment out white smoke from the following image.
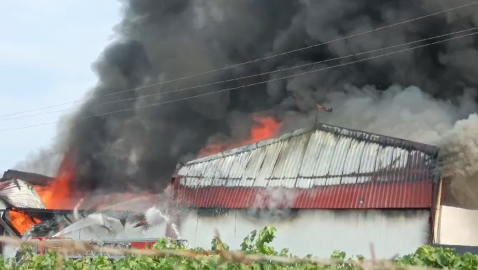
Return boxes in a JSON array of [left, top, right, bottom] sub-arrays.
[[326, 85, 478, 209], [13, 149, 62, 177], [144, 207, 167, 226], [283, 84, 477, 144], [143, 206, 181, 238], [246, 188, 298, 222], [438, 114, 478, 209], [280, 84, 478, 209], [440, 114, 478, 177]]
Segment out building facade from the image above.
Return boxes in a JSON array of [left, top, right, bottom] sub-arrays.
[[0, 123, 447, 259], [170, 123, 441, 258]]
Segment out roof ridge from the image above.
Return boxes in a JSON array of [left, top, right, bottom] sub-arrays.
[[185, 123, 440, 166]]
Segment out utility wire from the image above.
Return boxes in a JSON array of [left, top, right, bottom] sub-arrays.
[[2, 26, 478, 122], [1, 0, 477, 119], [1, 30, 477, 133]]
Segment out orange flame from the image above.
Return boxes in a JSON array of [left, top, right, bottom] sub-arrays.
[[199, 113, 283, 157], [35, 150, 79, 209], [9, 211, 41, 234], [8, 151, 77, 234]]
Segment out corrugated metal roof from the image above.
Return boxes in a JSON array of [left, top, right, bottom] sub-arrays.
[[174, 124, 440, 209], [0, 180, 45, 209], [1, 170, 53, 186]]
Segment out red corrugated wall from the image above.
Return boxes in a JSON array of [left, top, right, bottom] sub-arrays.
[[173, 180, 433, 209]]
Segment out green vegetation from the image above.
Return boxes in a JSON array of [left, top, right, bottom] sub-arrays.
[[2, 226, 477, 269]]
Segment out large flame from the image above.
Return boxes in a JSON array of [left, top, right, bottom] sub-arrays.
[[6, 115, 281, 234], [9, 114, 281, 231], [199, 113, 283, 157], [35, 150, 78, 209], [9, 211, 41, 234], [8, 152, 77, 234]]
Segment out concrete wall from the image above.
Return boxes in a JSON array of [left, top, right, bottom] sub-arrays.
[[10, 209, 430, 259], [2, 230, 17, 260], [438, 206, 478, 246], [177, 209, 430, 259]]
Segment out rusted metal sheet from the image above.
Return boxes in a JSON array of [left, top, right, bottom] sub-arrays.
[[175, 124, 439, 209]]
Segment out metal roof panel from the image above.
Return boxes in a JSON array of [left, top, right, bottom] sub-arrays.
[[0, 180, 45, 209], [175, 123, 439, 209]]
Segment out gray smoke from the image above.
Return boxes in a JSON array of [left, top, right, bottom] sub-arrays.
[[14, 149, 63, 177], [22, 0, 478, 194], [14, 114, 72, 177]]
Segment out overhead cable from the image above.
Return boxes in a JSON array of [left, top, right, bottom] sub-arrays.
[[1, 0, 476, 119], [2, 26, 478, 122], [1, 30, 477, 132]]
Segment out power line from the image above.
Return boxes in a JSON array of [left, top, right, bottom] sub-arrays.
[[3, 26, 478, 122], [1, 0, 477, 119], [1, 30, 476, 133]]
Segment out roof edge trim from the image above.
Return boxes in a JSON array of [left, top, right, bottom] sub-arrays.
[[187, 122, 440, 166]]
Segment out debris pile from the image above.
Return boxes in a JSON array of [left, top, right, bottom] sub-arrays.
[[0, 170, 177, 250]]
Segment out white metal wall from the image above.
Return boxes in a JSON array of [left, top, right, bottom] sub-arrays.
[[179, 209, 430, 259], [438, 206, 478, 246], [2, 230, 16, 259]]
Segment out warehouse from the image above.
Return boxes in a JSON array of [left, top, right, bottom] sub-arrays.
[[0, 123, 447, 259], [169, 123, 441, 258]]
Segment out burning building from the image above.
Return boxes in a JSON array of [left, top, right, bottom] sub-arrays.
[[167, 123, 441, 258], [0, 152, 98, 254], [6, 0, 478, 260], [0, 169, 172, 258], [2, 121, 478, 259]]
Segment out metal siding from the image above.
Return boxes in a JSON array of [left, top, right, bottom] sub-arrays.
[[176, 182, 433, 209], [257, 141, 282, 187], [438, 206, 478, 246], [296, 131, 320, 189], [177, 124, 439, 209]]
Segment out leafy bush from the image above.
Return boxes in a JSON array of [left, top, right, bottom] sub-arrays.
[[2, 226, 478, 269]]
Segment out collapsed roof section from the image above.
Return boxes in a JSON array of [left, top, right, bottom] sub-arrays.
[[0, 169, 49, 209], [1, 170, 53, 187], [0, 174, 47, 237], [174, 123, 441, 209], [0, 170, 172, 240], [0, 180, 45, 209]]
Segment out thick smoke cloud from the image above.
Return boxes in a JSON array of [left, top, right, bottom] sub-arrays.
[[19, 0, 478, 195]]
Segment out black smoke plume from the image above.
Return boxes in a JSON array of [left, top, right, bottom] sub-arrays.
[[18, 0, 478, 195]]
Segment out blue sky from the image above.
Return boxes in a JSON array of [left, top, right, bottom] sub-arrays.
[[0, 1, 121, 174]]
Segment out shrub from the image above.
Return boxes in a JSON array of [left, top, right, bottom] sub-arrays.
[[3, 226, 477, 269]]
